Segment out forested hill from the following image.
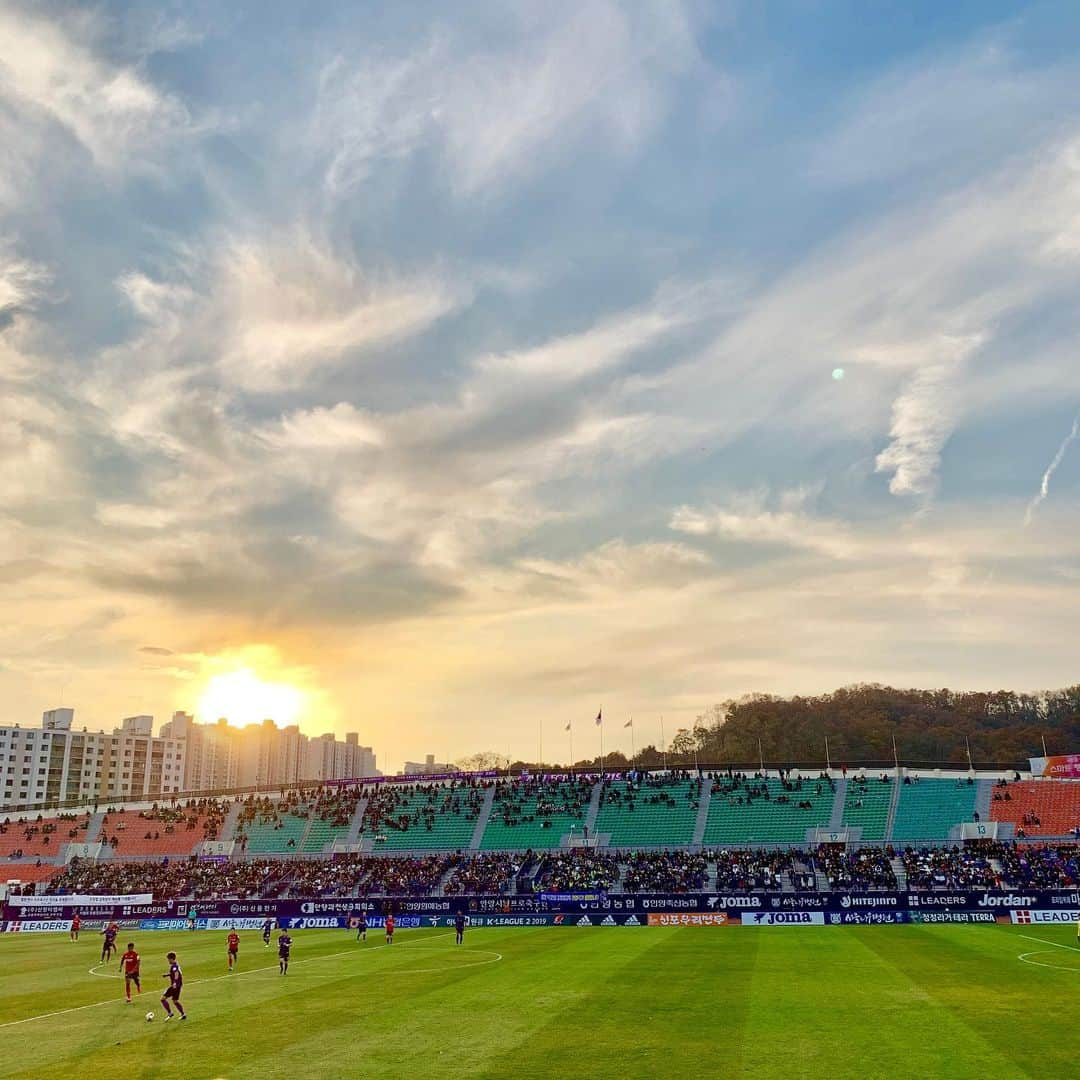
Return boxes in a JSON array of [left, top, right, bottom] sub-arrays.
[[664, 685, 1080, 767]]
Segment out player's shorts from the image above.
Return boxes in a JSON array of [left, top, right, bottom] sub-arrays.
[[125, 972, 141, 982], [162, 986, 182, 1001], [228, 946, 238, 955], [278, 950, 290, 959]]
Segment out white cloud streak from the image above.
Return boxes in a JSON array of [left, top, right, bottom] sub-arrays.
[[1025, 413, 1080, 525]]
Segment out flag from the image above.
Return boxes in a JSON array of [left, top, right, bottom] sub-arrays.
[[595, 709, 603, 726], [624, 718, 633, 728], [564, 722, 571, 732]]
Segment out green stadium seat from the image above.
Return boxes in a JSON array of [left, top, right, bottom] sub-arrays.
[[703, 778, 832, 844], [840, 778, 892, 841], [593, 779, 698, 847], [891, 779, 977, 842]]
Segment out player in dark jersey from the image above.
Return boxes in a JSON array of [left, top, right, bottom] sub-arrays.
[[454, 911, 466, 945], [277, 931, 292, 975], [100, 921, 118, 962], [70, 913, 81, 942], [227, 929, 240, 971], [261, 917, 273, 948], [160, 952, 187, 1020], [356, 911, 367, 943], [119, 943, 141, 1002], [385, 913, 394, 944]]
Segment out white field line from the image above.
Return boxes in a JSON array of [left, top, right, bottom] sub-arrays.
[[0, 932, 471, 1030], [1017, 934, 1080, 953], [1017, 950, 1080, 974]]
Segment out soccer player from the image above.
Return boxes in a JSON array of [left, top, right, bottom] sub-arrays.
[[277, 931, 292, 975], [187, 904, 198, 931], [100, 921, 119, 962], [119, 942, 141, 1003], [160, 952, 187, 1021], [454, 911, 466, 945], [356, 911, 367, 943], [70, 912, 81, 942], [261, 917, 273, 948], [227, 929, 240, 971], [385, 913, 394, 945]]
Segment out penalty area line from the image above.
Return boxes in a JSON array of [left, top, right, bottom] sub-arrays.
[[1018, 934, 1080, 953]]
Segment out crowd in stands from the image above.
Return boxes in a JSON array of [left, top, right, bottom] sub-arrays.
[[710, 769, 834, 810], [816, 846, 898, 890], [713, 849, 794, 891], [600, 773, 700, 813], [622, 851, 708, 892], [536, 850, 622, 892], [489, 776, 594, 830], [901, 846, 997, 890], [444, 853, 525, 895], [998, 845, 1079, 888], [362, 779, 487, 839]]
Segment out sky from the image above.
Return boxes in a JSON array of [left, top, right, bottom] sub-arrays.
[[2, 1, 1080, 771]]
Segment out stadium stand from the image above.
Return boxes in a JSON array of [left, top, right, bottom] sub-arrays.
[[840, 775, 893, 841], [1, 812, 91, 859], [714, 849, 794, 890], [360, 782, 484, 851], [997, 843, 1079, 888], [891, 778, 978, 842], [480, 777, 594, 850], [703, 773, 833, 844], [98, 805, 224, 857], [594, 775, 699, 847], [901, 845, 998, 889], [815, 846, 898, 890], [621, 850, 708, 892], [989, 779, 1080, 837], [537, 849, 622, 891]]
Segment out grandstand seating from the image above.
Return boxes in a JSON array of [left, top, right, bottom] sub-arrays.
[[97, 810, 214, 857], [594, 778, 698, 847], [239, 812, 310, 855], [361, 788, 478, 852], [891, 780, 977, 842], [480, 779, 592, 850], [840, 777, 893, 841], [1, 819, 76, 860], [989, 780, 1080, 837], [703, 777, 833, 844], [301, 817, 351, 853], [1, 861, 60, 885]]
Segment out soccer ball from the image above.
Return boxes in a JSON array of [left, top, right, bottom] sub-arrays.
[[145, 1012, 154, 1022]]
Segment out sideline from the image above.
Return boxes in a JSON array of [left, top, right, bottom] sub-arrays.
[[1017, 934, 1080, 953], [0, 931, 486, 1030]]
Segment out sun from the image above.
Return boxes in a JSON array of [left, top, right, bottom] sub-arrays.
[[195, 667, 307, 728]]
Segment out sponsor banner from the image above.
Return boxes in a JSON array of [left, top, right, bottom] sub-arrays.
[[1029, 755, 1080, 779], [9, 894, 152, 908], [910, 912, 996, 924], [1010, 909, 1080, 924], [647, 913, 730, 927], [827, 912, 910, 925], [539, 892, 607, 904], [325, 770, 498, 788], [423, 913, 644, 927], [204, 918, 269, 931], [742, 912, 826, 925], [4, 919, 73, 932], [139, 918, 191, 931]]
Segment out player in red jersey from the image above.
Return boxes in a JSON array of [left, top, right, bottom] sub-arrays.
[[119, 943, 141, 1002], [385, 913, 394, 944], [70, 913, 81, 942], [227, 929, 240, 971]]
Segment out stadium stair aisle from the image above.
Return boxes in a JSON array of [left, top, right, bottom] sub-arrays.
[[300, 816, 351, 853], [703, 778, 833, 845], [82, 812, 104, 844], [884, 775, 902, 841], [593, 778, 699, 847], [583, 781, 603, 835], [828, 779, 847, 830], [342, 797, 368, 848], [468, 787, 495, 850], [219, 801, 243, 843], [989, 779, 1080, 837], [890, 779, 977, 842], [691, 777, 711, 844], [840, 777, 892, 841]]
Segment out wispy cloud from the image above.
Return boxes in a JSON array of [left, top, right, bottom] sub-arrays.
[[1025, 413, 1080, 525]]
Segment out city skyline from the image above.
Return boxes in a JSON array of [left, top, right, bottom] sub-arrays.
[[3, 3, 1080, 768]]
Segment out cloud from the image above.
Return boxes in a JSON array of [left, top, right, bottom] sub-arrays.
[[1025, 413, 1080, 525], [0, 5, 190, 169], [215, 232, 463, 392], [670, 489, 862, 561], [315, 0, 703, 197], [138, 645, 174, 656], [0, 243, 51, 321]]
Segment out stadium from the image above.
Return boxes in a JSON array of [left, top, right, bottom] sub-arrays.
[[1, 762, 1077, 1078]]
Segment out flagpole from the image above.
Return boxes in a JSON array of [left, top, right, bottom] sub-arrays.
[[892, 733, 899, 771], [661, 716, 667, 772], [825, 735, 831, 772], [630, 717, 635, 765], [965, 736, 973, 771], [758, 737, 764, 774], [569, 723, 574, 776], [539, 716, 543, 773], [600, 711, 604, 778]]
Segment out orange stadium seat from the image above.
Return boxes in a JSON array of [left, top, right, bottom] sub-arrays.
[[99, 810, 211, 857], [989, 780, 1080, 837]]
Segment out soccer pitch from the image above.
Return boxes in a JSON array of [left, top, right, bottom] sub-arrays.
[[0, 925, 1076, 1079]]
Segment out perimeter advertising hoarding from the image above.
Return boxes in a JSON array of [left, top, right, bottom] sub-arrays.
[[1028, 755, 1080, 779]]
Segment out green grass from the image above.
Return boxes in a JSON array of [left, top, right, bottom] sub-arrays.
[[0, 923, 1077, 1079]]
